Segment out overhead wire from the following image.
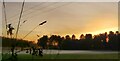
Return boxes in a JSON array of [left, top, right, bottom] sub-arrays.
[[22, 21, 47, 39], [11, 2, 55, 38], [6, 0, 63, 23], [7, 2, 45, 23], [7, 0, 50, 24], [12, 3, 58, 38], [7, 2, 68, 24], [20, 3, 71, 24], [8, 2, 58, 24], [10, 2, 64, 38], [20, 3, 71, 39]]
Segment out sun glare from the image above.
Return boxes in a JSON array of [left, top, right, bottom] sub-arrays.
[[75, 27, 118, 39], [90, 27, 118, 35]]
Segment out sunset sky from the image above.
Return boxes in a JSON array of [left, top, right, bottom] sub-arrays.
[[2, 2, 118, 42]]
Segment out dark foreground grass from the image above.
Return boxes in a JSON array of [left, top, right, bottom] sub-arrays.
[[17, 53, 119, 59], [2, 53, 119, 61]]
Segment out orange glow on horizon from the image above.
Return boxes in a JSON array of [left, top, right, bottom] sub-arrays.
[[75, 27, 118, 39], [2, 27, 117, 42], [2, 2, 118, 42]]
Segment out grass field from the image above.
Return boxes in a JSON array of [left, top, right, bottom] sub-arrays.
[[3, 53, 119, 61], [2, 53, 119, 60], [2, 50, 119, 61], [18, 53, 119, 59]]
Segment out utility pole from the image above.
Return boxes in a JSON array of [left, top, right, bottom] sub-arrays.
[[3, 0, 7, 36], [16, 0, 25, 39]]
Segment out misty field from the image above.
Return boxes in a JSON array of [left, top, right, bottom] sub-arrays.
[[2, 50, 119, 61], [17, 53, 119, 59], [2, 53, 119, 61]]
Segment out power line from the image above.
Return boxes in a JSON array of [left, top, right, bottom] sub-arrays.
[[15, 0, 25, 39], [23, 3, 71, 22], [18, 3, 70, 24], [7, 0, 50, 23], [7, 3, 58, 24], [7, 2, 45, 23], [8, 2, 71, 39], [8, 4, 57, 37], [13, 3, 70, 38], [19, 3, 58, 20], [8, 0, 50, 21], [22, 21, 47, 39], [7, 2, 68, 24]]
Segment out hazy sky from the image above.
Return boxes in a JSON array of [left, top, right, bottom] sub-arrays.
[[2, 2, 118, 42]]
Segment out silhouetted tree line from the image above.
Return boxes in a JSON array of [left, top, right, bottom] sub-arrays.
[[2, 37, 34, 47], [37, 31, 120, 51], [2, 37, 35, 61]]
